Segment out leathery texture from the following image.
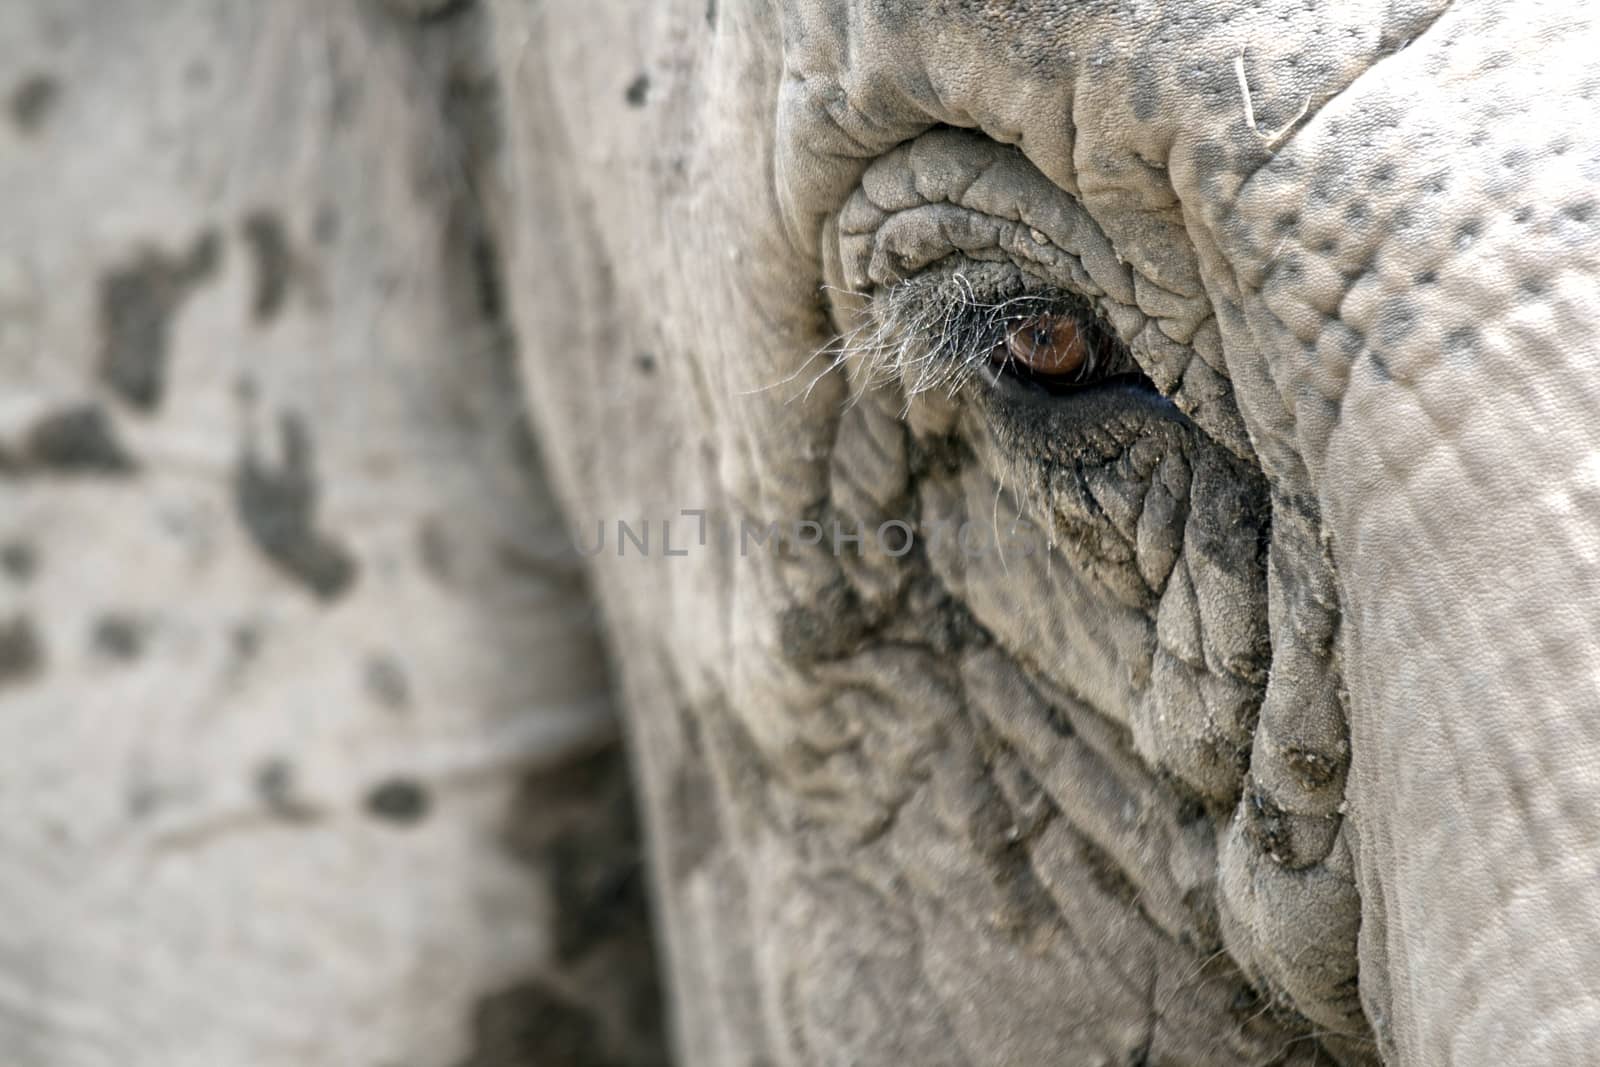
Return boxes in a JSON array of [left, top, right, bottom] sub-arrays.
[[496, 0, 1462, 1060], [805, 127, 1370, 1059]]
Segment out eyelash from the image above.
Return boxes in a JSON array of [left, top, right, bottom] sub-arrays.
[[833, 268, 1138, 402]]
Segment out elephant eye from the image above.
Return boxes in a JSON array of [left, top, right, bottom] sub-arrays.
[[840, 266, 1141, 401], [989, 309, 1121, 390]]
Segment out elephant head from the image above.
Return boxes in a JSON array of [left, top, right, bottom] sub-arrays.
[[492, 0, 1600, 1061]]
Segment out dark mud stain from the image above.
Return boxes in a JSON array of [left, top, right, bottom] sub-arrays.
[[486, 738, 669, 1065], [502, 742, 655, 963], [0, 542, 37, 582], [233, 412, 358, 600], [98, 230, 221, 412], [0, 615, 44, 687], [241, 210, 293, 323], [256, 758, 321, 822], [9, 74, 59, 133], [454, 981, 618, 1067], [365, 777, 430, 825], [11, 406, 138, 476], [363, 653, 411, 711], [91, 613, 145, 661], [624, 73, 650, 108]]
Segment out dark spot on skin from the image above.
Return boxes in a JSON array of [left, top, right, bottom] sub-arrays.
[[454, 981, 619, 1067], [624, 74, 650, 108], [1443, 325, 1481, 359], [241, 210, 293, 323], [0, 542, 37, 582], [1376, 302, 1416, 345], [1129, 56, 1160, 122], [1243, 785, 1291, 863], [365, 777, 430, 824], [0, 615, 44, 687], [99, 231, 221, 412], [1229, 982, 1267, 1021], [364, 653, 411, 710], [91, 614, 145, 661], [904, 574, 986, 656], [491, 738, 668, 1063], [255, 758, 321, 822], [469, 234, 504, 320], [233, 412, 358, 601], [15, 406, 138, 476], [503, 743, 654, 963], [1369, 351, 1392, 382], [778, 579, 869, 664], [10, 74, 59, 133], [1455, 220, 1482, 249], [1283, 748, 1341, 789], [705, 0, 718, 25], [1413, 269, 1438, 286], [635, 352, 656, 375], [1563, 201, 1595, 224]]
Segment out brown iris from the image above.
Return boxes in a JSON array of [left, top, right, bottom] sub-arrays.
[[995, 313, 1094, 382]]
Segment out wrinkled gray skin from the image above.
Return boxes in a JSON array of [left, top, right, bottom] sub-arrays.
[[496, 0, 1600, 1064], [6, 0, 1597, 1062]]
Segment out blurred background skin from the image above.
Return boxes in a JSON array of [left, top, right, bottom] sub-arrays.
[[0, 3, 665, 1064]]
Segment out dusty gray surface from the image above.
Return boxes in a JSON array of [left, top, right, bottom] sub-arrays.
[[1, 4, 662, 1066]]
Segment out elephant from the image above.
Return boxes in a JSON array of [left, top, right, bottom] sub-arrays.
[[4, 0, 1598, 1065], [497, 0, 1600, 1063]]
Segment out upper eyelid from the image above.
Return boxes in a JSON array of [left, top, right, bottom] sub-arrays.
[[842, 201, 1106, 296], [833, 127, 1136, 306]]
